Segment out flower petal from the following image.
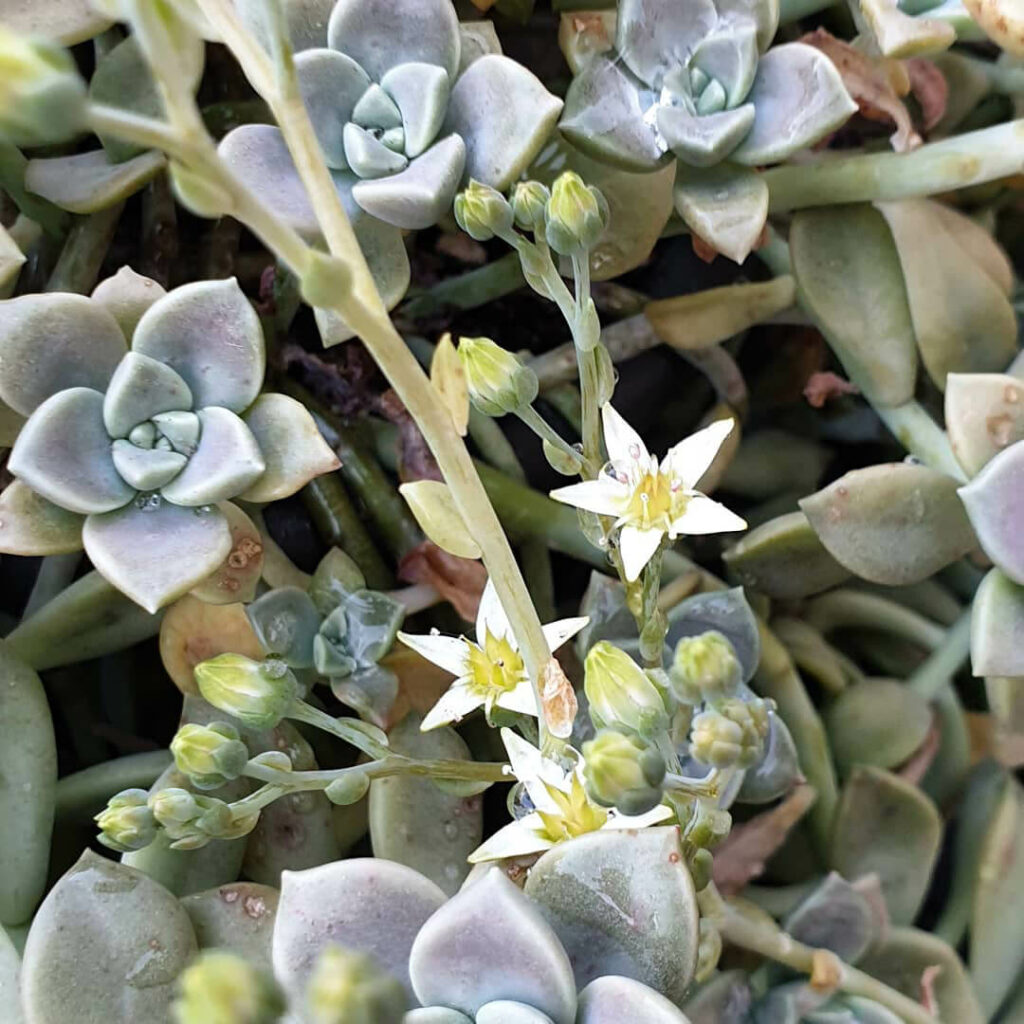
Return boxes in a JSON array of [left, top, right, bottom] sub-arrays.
[[160, 407, 265, 506], [476, 578, 512, 643], [549, 479, 627, 517], [541, 616, 590, 654], [618, 525, 664, 582], [327, 0, 460, 81], [501, 728, 566, 813], [446, 55, 563, 190], [0, 479, 84, 555], [238, 393, 339, 503], [102, 352, 192, 439], [671, 493, 747, 536], [661, 417, 736, 490], [605, 803, 674, 829], [0, 294, 126, 416], [420, 678, 482, 730], [296, 48, 371, 168], [601, 403, 649, 465], [8, 388, 135, 514], [495, 679, 540, 718], [83, 500, 232, 612], [468, 817, 554, 863], [398, 630, 469, 676]]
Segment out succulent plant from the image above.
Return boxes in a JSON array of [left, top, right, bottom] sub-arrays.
[[558, 0, 857, 261], [0, 271, 338, 611]]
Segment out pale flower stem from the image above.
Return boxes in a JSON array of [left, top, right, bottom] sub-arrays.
[[906, 609, 972, 702], [286, 700, 392, 760], [570, 254, 603, 472], [515, 405, 587, 473], [244, 756, 509, 788], [664, 768, 720, 798], [698, 883, 939, 1024]]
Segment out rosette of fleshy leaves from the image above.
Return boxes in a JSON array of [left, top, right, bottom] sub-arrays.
[[558, 0, 857, 263], [0, 269, 338, 612], [245, 547, 406, 727], [221, 0, 562, 337]]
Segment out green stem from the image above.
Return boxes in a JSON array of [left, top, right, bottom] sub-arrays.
[[764, 120, 1024, 213], [515, 404, 587, 473], [665, 768, 722, 798], [0, 141, 67, 237], [22, 553, 81, 620], [804, 590, 946, 651], [398, 252, 525, 320], [45, 202, 124, 294], [907, 609, 972, 701], [55, 750, 172, 822]]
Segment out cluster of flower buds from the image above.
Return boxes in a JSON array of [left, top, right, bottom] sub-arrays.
[[690, 696, 772, 770], [582, 729, 666, 816], [170, 721, 250, 790], [94, 788, 158, 853], [194, 653, 299, 729], [173, 950, 284, 1024], [456, 335, 539, 418], [583, 640, 673, 738], [304, 945, 406, 1024]]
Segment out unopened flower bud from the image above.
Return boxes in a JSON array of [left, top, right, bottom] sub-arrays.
[[690, 697, 771, 769], [325, 768, 372, 806], [149, 787, 237, 849], [0, 27, 85, 146], [195, 653, 298, 729], [584, 641, 671, 737], [670, 631, 743, 706], [173, 950, 284, 1024], [582, 730, 665, 816], [95, 788, 158, 852], [454, 179, 514, 241], [305, 945, 406, 1024], [457, 336, 539, 417], [545, 171, 608, 255], [171, 722, 250, 790], [510, 180, 550, 232]]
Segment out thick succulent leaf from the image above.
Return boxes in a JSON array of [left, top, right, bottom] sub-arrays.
[[1, 0, 112, 44], [327, 0, 460, 81], [296, 48, 372, 169], [352, 84, 402, 129], [824, 679, 933, 775], [160, 407, 265, 506], [616, 0, 718, 88], [273, 859, 446, 1004], [0, 223, 26, 300], [352, 134, 465, 229], [829, 767, 941, 925], [239, 393, 339, 503], [666, 587, 761, 683], [236, 0, 333, 52], [0, 293, 126, 417], [151, 410, 200, 456], [576, 975, 690, 1023], [0, 925, 23, 1024], [410, 868, 576, 1023], [446, 55, 563, 190], [946, 373, 1024, 478], [9, 388, 134, 515], [102, 352, 192, 438], [476, 1002, 555, 1024], [958, 441, 1024, 584], [132, 279, 264, 414], [930, 201, 1014, 295], [91, 266, 167, 340], [855, 0, 956, 57], [800, 463, 976, 585], [89, 36, 163, 163], [723, 511, 849, 599], [857, 928, 983, 1024], [110, 441, 187, 492], [659, 102, 755, 168], [381, 62, 451, 158], [190, 501, 265, 605], [368, 714, 482, 895], [83, 500, 232, 613], [343, 122, 409, 177], [459, 20, 502, 74], [737, 714, 802, 803], [971, 568, 1024, 677], [0, 480, 84, 555], [682, 970, 753, 1022], [405, 1010, 473, 1024], [246, 586, 321, 667], [674, 162, 767, 263], [731, 44, 857, 165], [559, 56, 668, 173], [721, 0, 782, 51], [783, 872, 878, 965], [524, 828, 698, 1003], [180, 882, 278, 969], [24, 149, 166, 214], [20, 851, 197, 1023], [692, 20, 760, 107], [790, 205, 917, 407], [876, 200, 1018, 389]]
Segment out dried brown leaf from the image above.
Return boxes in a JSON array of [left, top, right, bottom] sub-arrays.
[[920, 964, 943, 1015], [399, 540, 487, 622], [898, 719, 941, 786], [541, 657, 578, 739], [436, 232, 487, 265], [712, 784, 817, 895], [905, 58, 948, 132], [803, 371, 860, 408], [378, 389, 443, 483]]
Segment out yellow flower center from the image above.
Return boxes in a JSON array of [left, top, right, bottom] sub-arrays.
[[622, 468, 686, 530], [536, 774, 608, 843], [466, 631, 525, 699]]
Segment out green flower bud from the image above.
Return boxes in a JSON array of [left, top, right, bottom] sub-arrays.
[[584, 641, 671, 737], [582, 729, 665, 816], [95, 788, 158, 853], [325, 769, 372, 806], [670, 630, 743, 706], [510, 180, 550, 232], [545, 171, 609, 255], [171, 722, 250, 790], [0, 27, 85, 146], [688, 847, 714, 892], [457, 336, 539, 417], [454, 179, 514, 241], [690, 697, 771, 769], [695, 918, 722, 983], [195, 653, 298, 729], [148, 787, 239, 850], [305, 945, 406, 1024], [173, 950, 284, 1024]]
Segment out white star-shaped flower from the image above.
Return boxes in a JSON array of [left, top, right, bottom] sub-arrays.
[[397, 579, 588, 731], [550, 404, 747, 582], [469, 728, 672, 863]]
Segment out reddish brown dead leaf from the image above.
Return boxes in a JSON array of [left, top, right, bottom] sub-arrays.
[[378, 389, 443, 483], [470, 0, 498, 9], [920, 964, 943, 1015], [436, 231, 488, 265], [801, 29, 920, 152], [905, 58, 948, 132], [399, 540, 486, 622], [803, 371, 860, 408], [541, 657, 578, 739], [712, 784, 817, 895], [898, 719, 941, 786], [691, 225, 769, 264]]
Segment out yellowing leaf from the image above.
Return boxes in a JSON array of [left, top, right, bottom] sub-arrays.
[[430, 333, 469, 437]]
